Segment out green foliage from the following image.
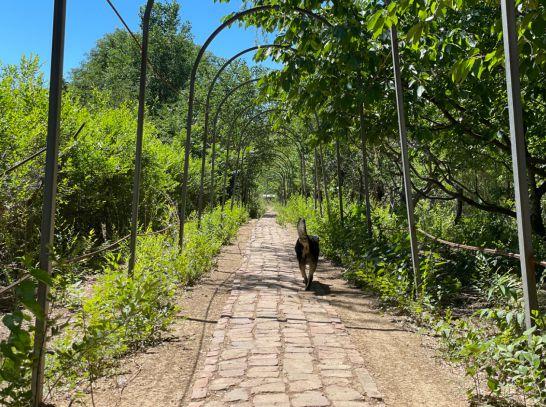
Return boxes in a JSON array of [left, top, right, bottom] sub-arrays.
[[436, 274, 546, 403], [276, 195, 545, 404], [0, 265, 53, 406], [70, 1, 195, 110], [0, 206, 247, 404]]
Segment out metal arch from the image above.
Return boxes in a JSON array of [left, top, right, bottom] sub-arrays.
[[220, 108, 280, 209], [276, 128, 310, 197], [267, 162, 296, 204], [215, 104, 263, 208], [128, 0, 154, 274], [210, 78, 263, 145], [228, 127, 301, 210], [180, 5, 333, 246], [228, 118, 285, 211], [209, 78, 263, 210], [213, 105, 303, 210], [198, 44, 290, 222], [269, 168, 290, 204], [236, 147, 300, 208], [217, 107, 304, 197], [229, 125, 277, 210]]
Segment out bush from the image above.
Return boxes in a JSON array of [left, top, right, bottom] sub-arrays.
[[0, 205, 248, 405], [276, 195, 546, 404]]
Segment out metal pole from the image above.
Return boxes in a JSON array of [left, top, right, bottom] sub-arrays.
[[31, 0, 66, 404], [390, 25, 421, 292], [319, 145, 331, 219], [220, 129, 234, 211], [360, 104, 372, 237], [301, 151, 307, 198], [128, 0, 154, 274], [231, 138, 243, 211], [500, 0, 538, 329], [314, 147, 322, 216], [238, 148, 246, 207], [335, 140, 344, 226]]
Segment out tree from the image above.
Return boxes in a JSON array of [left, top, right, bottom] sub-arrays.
[[70, 1, 195, 110]]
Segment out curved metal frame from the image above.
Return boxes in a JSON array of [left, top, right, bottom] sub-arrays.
[[180, 5, 332, 246], [198, 44, 289, 222], [220, 108, 280, 209], [209, 77, 263, 210]]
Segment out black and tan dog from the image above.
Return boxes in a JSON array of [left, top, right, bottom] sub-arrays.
[[294, 218, 319, 290]]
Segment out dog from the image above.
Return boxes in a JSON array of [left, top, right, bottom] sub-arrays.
[[294, 218, 319, 290]]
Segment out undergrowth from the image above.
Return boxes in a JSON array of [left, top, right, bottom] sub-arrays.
[[276, 196, 546, 405], [0, 204, 248, 405]]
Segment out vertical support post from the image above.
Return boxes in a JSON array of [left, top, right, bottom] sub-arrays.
[[300, 151, 306, 197], [360, 104, 372, 237], [319, 145, 331, 219], [335, 140, 344, 226], [314, 148, 323, 216], [231, 139, 243, 211], [283, 174, 287, 205], [31, 0, 66, 404], [221, 134, 233, 211], [197, 129, 207, 227], [238, 149, 246, 207], [210, 130, 218, 208], [500, 0, 538, 329], [128, 0, 154, 274], [313, 148, 318, 212], [390, 25, 420, 292]]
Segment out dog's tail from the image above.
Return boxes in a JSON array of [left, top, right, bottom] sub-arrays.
[[297, 218, 308, 240]]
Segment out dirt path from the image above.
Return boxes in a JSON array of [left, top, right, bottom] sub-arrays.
[[61, 220, 256, 407], [61, 213, 469, 406], [186, 213, 469, 407]]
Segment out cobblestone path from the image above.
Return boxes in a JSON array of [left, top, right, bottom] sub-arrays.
[[188, 214, 383, 407]]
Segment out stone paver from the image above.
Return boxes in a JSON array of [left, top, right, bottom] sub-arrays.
[[188, 214, 383, 406]]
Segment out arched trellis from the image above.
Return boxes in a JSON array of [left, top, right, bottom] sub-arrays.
[[215, 104, 318, 208], [179, 5, 333, 246], [276, 131, 309, 197], [26, 11, 537, 407], [209, 78, 263, 210], [215, 103, 262, 208], [226, 111, 285, 210], [219, 107, 282, 209], [197, 44, 290, 220], [269, 168, 290, 204]]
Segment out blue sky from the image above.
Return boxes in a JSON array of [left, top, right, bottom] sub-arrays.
[[0, 0, 279, 78]]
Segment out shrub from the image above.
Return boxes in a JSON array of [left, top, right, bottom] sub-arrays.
[[0, 205, 248, 405]]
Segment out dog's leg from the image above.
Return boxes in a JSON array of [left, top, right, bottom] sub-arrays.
[[305, 261, 317, 291], [299, 261, 308, 285]]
